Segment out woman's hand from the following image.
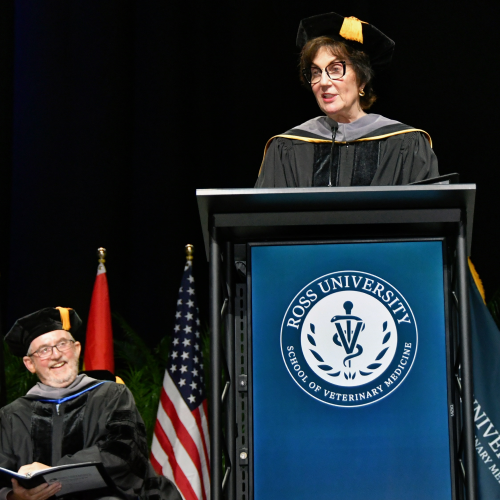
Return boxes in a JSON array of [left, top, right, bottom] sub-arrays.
[[7, 479, 61, 500]]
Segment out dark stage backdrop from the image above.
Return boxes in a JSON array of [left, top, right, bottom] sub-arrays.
[[2, 0, 500, 348]]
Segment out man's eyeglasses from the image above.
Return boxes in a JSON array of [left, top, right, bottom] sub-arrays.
[[303, 61, 347, 85], [29, 339, 76, 360]]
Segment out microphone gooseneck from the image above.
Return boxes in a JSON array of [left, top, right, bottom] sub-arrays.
[[328, 120, 339, 187]]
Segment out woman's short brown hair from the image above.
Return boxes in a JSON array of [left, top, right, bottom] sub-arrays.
[[299, 36, 377, 110]]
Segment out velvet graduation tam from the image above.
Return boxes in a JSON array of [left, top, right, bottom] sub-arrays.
[[5, 307, 82, 356], [296, 12, 395, 70]]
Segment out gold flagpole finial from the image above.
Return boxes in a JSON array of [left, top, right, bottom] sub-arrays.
[[97, 247, 107, 264], [185, 244, 194, 261]]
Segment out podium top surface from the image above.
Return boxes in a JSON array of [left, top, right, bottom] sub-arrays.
[[196, 184, 476, 257]]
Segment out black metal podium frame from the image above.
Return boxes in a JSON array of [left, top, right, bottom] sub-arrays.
[[196, 185, 477, 500]]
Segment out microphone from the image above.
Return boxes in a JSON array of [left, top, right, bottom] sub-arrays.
[[328, 120, 339, 187]]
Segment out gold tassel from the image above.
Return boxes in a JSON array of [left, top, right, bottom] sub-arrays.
[[56, 306, 72, 330], [468, 258, 486, 303], [339, 16, 367, 44]]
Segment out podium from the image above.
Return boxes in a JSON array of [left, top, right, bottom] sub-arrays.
[[197, 185, 477, 500]]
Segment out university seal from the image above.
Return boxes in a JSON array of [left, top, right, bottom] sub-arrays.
[[280, 270, 418, 407]]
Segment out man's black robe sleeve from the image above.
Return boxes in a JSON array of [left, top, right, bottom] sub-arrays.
[[55, 384, 148, 492], [56, 384, 180, 500]]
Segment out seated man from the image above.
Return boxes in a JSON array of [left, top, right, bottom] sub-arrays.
[[0, 307, 181, 500]]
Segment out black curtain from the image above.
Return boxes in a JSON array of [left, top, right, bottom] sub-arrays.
[[3, 0, 500, 351], [0, 0, 14, 405]]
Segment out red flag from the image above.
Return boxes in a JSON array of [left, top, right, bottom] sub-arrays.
[[84, 261, 114, 373], [150, 256, 210, 500]]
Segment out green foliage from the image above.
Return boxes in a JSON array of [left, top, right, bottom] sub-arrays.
[[3, 340, 38, 404], [488, 287, 500, 329], [118, 364, 162, 446], [113, 312, 167, 447], [200, 321, 211, 397], [113, 313, 210, 450]]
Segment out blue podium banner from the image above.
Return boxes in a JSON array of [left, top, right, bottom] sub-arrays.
[[250, 241, 453, 500]]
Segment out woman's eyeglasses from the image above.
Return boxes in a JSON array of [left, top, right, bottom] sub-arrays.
[[303, 61, 347, 84]]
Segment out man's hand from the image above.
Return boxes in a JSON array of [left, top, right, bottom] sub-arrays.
[[17, 464, 51, 476], [7, 479, 61, 500]]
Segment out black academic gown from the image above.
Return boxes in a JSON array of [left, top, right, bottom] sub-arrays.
[[255, 115, 439, 187], [0, 376, 181, 500]]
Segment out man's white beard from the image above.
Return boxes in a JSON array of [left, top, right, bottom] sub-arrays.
[[38, 356, 79, 387]]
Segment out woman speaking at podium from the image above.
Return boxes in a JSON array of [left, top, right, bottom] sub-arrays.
[[255, 12, 439, 188]]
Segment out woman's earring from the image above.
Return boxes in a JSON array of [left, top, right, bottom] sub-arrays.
[[359, 89, 365, 97]]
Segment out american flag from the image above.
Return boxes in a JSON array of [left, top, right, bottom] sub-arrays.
[[150, 258, 210, 500]]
